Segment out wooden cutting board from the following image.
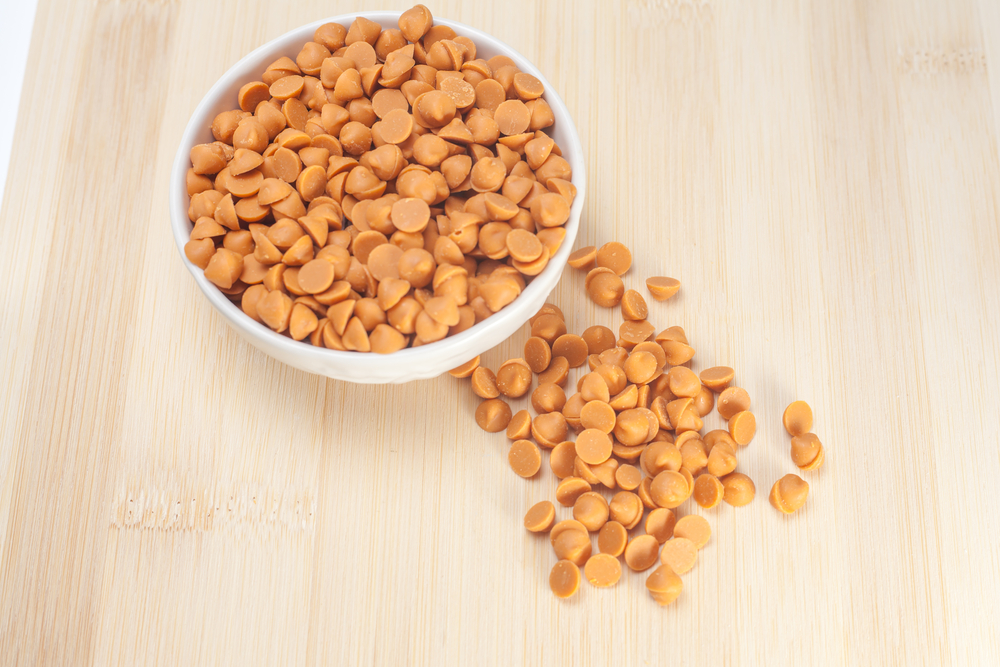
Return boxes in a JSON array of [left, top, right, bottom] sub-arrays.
[[2, 0, 999, 664]]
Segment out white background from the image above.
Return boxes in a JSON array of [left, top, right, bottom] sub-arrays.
[[0, 0, 39, 207]]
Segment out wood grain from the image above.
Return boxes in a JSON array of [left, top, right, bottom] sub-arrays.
[[2, 0, 999, 664]]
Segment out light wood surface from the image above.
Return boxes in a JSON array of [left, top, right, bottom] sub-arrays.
[[3, 0, 1000, 664]]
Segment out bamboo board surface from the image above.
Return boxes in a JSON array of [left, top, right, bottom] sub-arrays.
[[2, 0, 1000, 665]]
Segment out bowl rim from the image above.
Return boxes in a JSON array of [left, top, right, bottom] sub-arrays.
[[169, 10, 586, 369]]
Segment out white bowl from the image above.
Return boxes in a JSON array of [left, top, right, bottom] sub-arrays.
[[170, 11, 585, 384]]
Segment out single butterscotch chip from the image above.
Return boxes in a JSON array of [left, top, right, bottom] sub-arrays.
[[580, 401, 616, 434], [645, 508, 677, 544], [660, 537, 697, 574], [550, 560, 581, 599], [531, 383, 566, 414], [728, 410, 757, 446], [471, 366, 499, 399], [597, 521, 628, 557], [585, 553, 622, 588], [576, 429, 613, 465], [621, 290, 648, 321], [549, 440, 577, 479], [509, 439, 542, 478], [624, 534, 660, 572], [645, 276, 680, 301], [568, 245, 597, 270], [530, 313, 567, 344], [783, 400, 814, 437], [717, 387, 751, 420], [673, 515, 711, 549], [581, 325, 617, 355], [475, 398, 512, 432], [791, 433, 825, 471], [531, 412, 568, 448], [573, 492, 610, 532], [721, 473, 756, 507], [693, 474, 724, 509], [665, 367, 699, 399], [650, 470, 690, 509], [506, 409, 532, 441], [707, 441, 738, 477], [552, 526, 592, 566], [614, 464, 642, 491], [524, 500, 556, 533], [623, 351, 658, 385], [496, 358, 533, 398], [703, 429, 737, 454], [579, 373, 610, 403], [495, 99, 531, 136], [769, 474, 809, 514], [609, 491, 643, 529], [646, 565, 683, 606], [523, 336, 552, 373], [693, 386, 715, 418], [552, 334, 589, 368], [556, 477, 592, 507], [595, 241, 632, 276], [298, 258, 336, 294], [585, 268, 625, 308]]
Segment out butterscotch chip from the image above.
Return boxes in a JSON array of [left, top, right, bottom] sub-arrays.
[[523, 336, 552, 373], [783, 400, 814, 437], [549, 560, 581, 599], [624, 534, 660, 572], [645, 276, 680, 301], [693, 474, 724, 509], [585, 268, 625, 308], [580, 401, 616, 434], [568, 245, 597, 270], [471, 366, 499, 399], [530, 313, 566, 344], [609, 491, 643, 529], [769, 474, 809, 514], [673, 515, 711, 549], [584, 553, 622, 588], [650, 470, 689, 509], [531, 383, 566, 414], [614, 464, 642, 491], [646, 565, 683, 606], [524, 500, 555, 533], [531, 412, 567, 448], [660, 537, 697, 574], [538, 356, 569, 386], [595, 241, 632, 276], [506, 409, 532, 441], [728, 411, 756, 446], [693, 386, 715, 417], [717, 387, 751, 420], [475, 398, 512, 432], [555, 477, 592, 507], [707, 441, 737, 477], [549, 440, 577, 479], [576, 429, 613, 465], [548, 334, 586, 368], [573, 492, 610, 532], [623, 351, 658, 385], [721, 473, 755, 507], [791, 433, 825, 471], [289, 303, 319, 340], [509, 439, 542, 478], [621, 290, 648, 321], [645, 508, 676, 544], [552, 527, 592, 566], [496, 358, 532, 398], [597, 521, 628, 557], [700, 366, 735, 392], [580, 326, 616, 355], [298, 258, 336, 294]]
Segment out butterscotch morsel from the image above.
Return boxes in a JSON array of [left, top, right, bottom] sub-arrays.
[[660, 537, 697, 574], [531, 412, 567, 448], [523, 336, 552, 373], [573, 492, 610, 532], [530, 313, 567, 344], [609, 491, 643, 529], [575, 429, 613, 465], [531, 383, 566, 414], [475, 398, 512, 432], [552, 526, 592, 566], [398, 4, 433, 42], [613, 409, 650, 447], [615, 464, 642, 491], [580, 400, 616, 434], [699, 366, 734, 393], [505, 229, 542, 262], [556, 477, 592, 507], [568, 245, 597, 270], [505, 409, 531, 441], [597, 521, 628, 557], [728, 410, 757, 446], [524, 500, 556, 533], [496, 358, 532, 398], [717, 387, 751, 420], [551, 334, 589, 369], [707, 441, 737, 477], [673, 515, 711, 549], [471, 366, 499, 399], [791, 433, 825, 471], [297, 258, 336, 295], [370, 324, 408, 353], [621, 290, 648, 321], [494, 99, 531, 136], [509, 439, 542, 478], [204, 248, 244, 289], [693, 386, 715, 417], [257, 290, 293, 332], [549, 440, 577, 479], [580, 326, 615, 355], [783, 400, 814, 437], [769, 474, 810, 514], [623, 351, 658, 385], [665, 367, 700, 399], [584, 553, 622, 588], [646, 565, 683, 606], [693, 474, 724, 509], [624, 534, 660, 572], [595, 242, 632, 276], [645, 276, 680, 301], [721, 472, 756, 507], [585, 268, 625, 308], [650, 470, 689, 509], [645, 508, 677, 544], [530, 193, 570, 228], [549, 560, 581, 599]]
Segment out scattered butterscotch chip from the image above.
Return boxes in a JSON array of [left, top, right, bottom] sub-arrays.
[[645, 508, 676, 544], [621, 290, 649, 321], [475, 398, 512, 432], [728, 410, 756, 446], [659, 537, 697, 574], [769, 474, 809, 514], [624, 534, 660, 572], [692, 473, 724, 509], [552, 334, 589, 368], [576, 429, 613, 465], [597, 521, 628, 557], [645, 276, 680, 301], [448, 355, 480, 378], [523, 336, 552, 374], [552, 525, 591, 565], [496, 358, 533, 398], [782, 400, 814, 437], [699, 366, 734, 392], [585, 553, 623, 588], [471, 366, 499, 399], [720, 472, 756, 507], [609, 491, 643, 529], [614, 463, 642, 491], [568, 245, 597, 270], [506, 409, 532, 440], [581, 325, 617, 355], [673, 515, 711, 549], [524, 500, 556, 533], [646, 565, 683, 606], [549, 560, 581, 599], [790, 433, 825, 471], [717, 387, 751, 420], [509, 439, 542, 478], [555, 477, 592, 507], [595, 242, 632, 276], [573, 492, 610, 532], [585, 268, 625, 308]]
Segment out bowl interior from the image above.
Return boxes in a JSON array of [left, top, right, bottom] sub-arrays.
[[170, 12, 586, 383]]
